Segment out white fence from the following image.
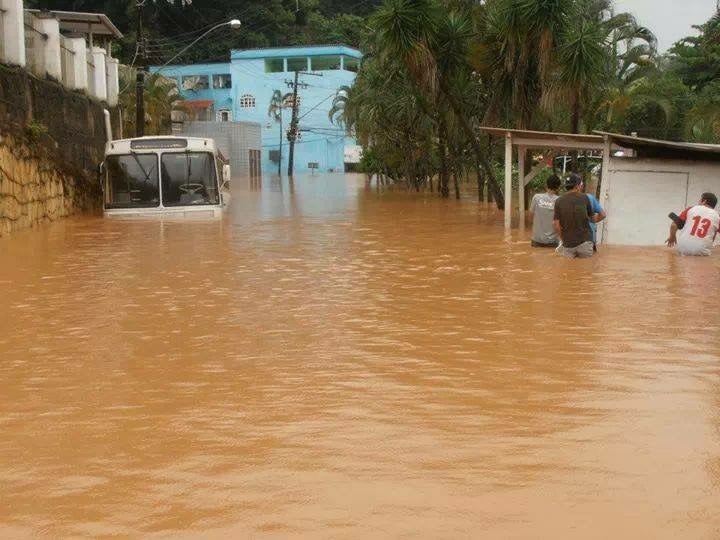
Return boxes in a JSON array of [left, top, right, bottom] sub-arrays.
[[2, 5, 118, 105]]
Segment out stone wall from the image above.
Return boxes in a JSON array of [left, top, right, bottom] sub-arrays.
[[0, 133, 98, 235], [0, 63, 117, 235]]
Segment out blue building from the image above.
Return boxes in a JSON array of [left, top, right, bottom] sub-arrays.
[[154, 45, 362, 175]]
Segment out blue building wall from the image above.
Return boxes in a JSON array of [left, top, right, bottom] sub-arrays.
[[155, 62, 234, 120], [153, 45, 361, 175]]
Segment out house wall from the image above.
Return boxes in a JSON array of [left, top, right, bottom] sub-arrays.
[[601, 157, 720, 246], [156, 62, 234, 120], [178, 120, 261, 178], [155, 46, 361, 176], [230, 46, 360, 175]]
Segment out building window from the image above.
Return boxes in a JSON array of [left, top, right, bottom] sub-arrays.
[[182, 75, 209, 90], [342, 56, 359, 73], [286, 57, 308, 72], [239, 94, 256, 108], [213, 74, 232, 89], [310, 55, 341, 71], [265, 58, 284, 73], [283, 95, 301, 109], [218, 109, 232, 122]]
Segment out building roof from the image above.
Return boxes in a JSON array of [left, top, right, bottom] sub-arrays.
[[231, 44, 362, 60], [479, 127, 605, 150], [181, 99, 215, 110], [25, 9, 123, 39], [595, 131, 720, 160]]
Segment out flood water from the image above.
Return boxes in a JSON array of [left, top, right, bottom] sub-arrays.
[[1, 173, 719, 539]]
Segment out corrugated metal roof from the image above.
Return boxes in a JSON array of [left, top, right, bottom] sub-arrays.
[[479, 127, 604, 144], [594, 131, 720, 156]]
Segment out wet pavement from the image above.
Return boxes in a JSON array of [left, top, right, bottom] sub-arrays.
[[1, 173, 719, 538]]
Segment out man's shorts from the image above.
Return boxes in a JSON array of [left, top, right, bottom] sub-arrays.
[[558, 241, 594, 259]]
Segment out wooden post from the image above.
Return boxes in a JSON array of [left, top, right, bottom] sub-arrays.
[[518, 146, 526, 230], [598, 136, 612, 245], [504, 133, 513, 230]]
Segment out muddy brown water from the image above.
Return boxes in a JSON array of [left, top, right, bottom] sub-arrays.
[[1, 174, 719, 539]]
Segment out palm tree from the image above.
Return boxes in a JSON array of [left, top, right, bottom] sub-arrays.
[[372, 0, 505, 204], [119, 66, 183, 136], [268, 89, 291, 176], [554, 17, 608, 133], [328, 85, 353, 130], [685, 80, 720, 142]]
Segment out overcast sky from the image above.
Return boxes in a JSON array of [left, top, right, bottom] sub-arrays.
[[614, 0, 717, 51]]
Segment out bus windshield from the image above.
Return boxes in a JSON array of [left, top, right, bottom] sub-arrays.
[[161, 152, 219, 207], [105, 154, 160, 209]]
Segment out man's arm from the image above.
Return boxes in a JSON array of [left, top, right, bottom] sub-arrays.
[[553, 219, 562, 238], [590, 209, 606, 224], [666, 222, 678, 247], [591, 197, 607, 224]]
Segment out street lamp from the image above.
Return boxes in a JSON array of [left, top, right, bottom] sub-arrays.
[[136, 19, 242, 137]]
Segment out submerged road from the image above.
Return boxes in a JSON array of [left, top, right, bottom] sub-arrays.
[[1, 173, 719, 538]]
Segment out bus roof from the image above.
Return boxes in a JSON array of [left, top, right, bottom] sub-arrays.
[[106, 136, 218, 154]]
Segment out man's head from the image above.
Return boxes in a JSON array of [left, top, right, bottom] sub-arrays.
[[546, 175, 561, 192], [564, 173, 583, 192], [700, 192, 718, 209]]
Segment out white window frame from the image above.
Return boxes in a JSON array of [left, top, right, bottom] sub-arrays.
[[217, 109, 232, 122], [239, 94, 256, 108]]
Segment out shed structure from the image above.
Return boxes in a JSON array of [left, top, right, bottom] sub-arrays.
[[480, 127, 720, 246]]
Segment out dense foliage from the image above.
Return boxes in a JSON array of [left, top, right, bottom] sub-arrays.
[[329, 0, 720, 198], [27, 0, 381, 63]]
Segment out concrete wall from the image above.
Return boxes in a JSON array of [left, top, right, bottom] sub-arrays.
[[601, 157, 720, 246], [0, 64, 113, 234], [179, 120, 261, 177]]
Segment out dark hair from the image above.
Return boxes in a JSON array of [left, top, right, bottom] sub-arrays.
[[546, 175, 561, 191], [701, 192, 718, 209], [565, 173, 582, 189]]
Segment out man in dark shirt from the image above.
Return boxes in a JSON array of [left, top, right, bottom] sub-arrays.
[[553, 174, 598, 258]]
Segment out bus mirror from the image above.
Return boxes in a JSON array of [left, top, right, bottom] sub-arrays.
[[222, 164, 231, 183]]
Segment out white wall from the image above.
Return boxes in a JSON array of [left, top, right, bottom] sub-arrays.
[[601, 157, 720, 246]]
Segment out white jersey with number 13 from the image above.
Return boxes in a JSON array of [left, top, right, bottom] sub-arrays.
[[677, 205, 720, 256]]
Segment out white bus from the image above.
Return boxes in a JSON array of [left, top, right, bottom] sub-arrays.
[[102, 136, 230, 218]]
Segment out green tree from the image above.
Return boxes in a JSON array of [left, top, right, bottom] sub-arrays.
[[118, 66, 183, 136]]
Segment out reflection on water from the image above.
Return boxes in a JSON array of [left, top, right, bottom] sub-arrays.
[[1, 173, 719, 538]]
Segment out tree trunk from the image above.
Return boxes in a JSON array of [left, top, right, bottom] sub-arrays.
[[453, 170, 460, 200], [571, 89, 581, 134], [438, 78, 504, 208], [475, 161, 485, 202], [437, 121, 450, 198]]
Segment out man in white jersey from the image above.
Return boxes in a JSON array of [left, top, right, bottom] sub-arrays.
[[666, 192, 719, 256]]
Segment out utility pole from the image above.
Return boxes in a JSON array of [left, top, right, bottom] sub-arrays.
[[286, 71, 301, 177], [278, 110, 283, 176], [135, 0, 146, 137], [285, 70, 322, 177]]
